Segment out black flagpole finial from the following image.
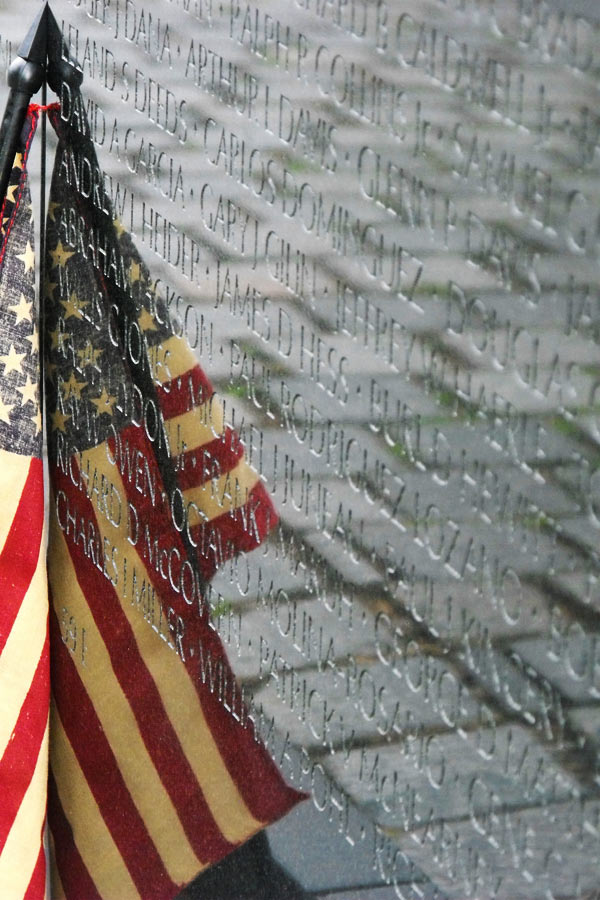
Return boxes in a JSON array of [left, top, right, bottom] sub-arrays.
[[8, 2, 48, 96], [16, 3, 50, 68], [0, 6, 48, 212], [45, 5, 83, 94], [0, 4, 82, 213]]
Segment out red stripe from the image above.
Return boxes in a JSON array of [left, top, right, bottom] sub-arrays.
[[48, 771, 102, 900], [23, 845, 46, 900], [190, 481, 277, 580], [176, 427, 245, 492], [106, 427, 300, 824], [49, 602, 179, 898], [157, 364, 213, 421], [0, 458, 44, 655], [0, 628, 49, 851], [51, 460, 235, 862]]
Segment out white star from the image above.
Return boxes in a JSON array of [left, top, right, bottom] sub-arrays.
[[25, 329, 38, 354], [1, 345, 25, 376], [18, 376, 37, 406], [16, 241, 35, 273], [0, 395, 14, 424], [90, 387, 116, 417], [50, 241, 74, 269], [8, 293, 32, 324]]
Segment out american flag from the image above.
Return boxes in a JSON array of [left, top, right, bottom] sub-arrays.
[[0, 109, 49, 899], [44, 103, 302, 898]]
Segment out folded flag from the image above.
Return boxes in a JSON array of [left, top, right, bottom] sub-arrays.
[[0, 109, 49, 900], [43, 100, 303, 900]]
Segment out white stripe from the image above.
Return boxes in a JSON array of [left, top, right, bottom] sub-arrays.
[[0, 719, 48, 897], [0, 538, 47, 760], [0, 451, 31, 551]]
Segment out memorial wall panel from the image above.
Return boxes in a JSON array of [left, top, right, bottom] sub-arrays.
[[1, 0, 599, 896]]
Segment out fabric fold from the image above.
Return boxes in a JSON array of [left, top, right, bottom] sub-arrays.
[[0, 108, 49, 900]]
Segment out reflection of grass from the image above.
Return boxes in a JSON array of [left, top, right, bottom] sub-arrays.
[[519, 511, 553, 533], [435, 388, 482, 423], [386, 436, 427, 470], [226, 382, 246, 399], [581, 364, 600, 376], [390, 442, 410, 461], [284, 155, 322, 175], [414, 282, 447, 298], [225, 380, 273, 413], [226, 376, 278, 419], [211, 599, 233, 619], [551, 414, 583, 439], [437, 389, 458, 409], [554, 415, 576, 434]]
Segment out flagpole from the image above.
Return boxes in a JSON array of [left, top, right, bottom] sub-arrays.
[[39, 75, 47, 441], [39, 79, 46, 303], [0, 5, 47, 212]]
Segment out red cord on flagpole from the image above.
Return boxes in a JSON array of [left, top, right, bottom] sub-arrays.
[[29, 102, 60, 115]]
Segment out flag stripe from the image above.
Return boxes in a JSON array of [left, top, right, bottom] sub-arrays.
[[0, 449, 31, 555], [0, 536, 48, 761], [191, 481, 278, 581], [23, 846, 46, 900], [182, 457, 259, 527], [48, 565, 201, 888], [0, 719, 48, 900], [49, 606, 186, 896], [0, 640, 49, 851], [0, 115, 47, 900], [48, 773, 102, 900], [165, 404, 225, 456], [157, 362, 213, 421], [174, 428, 246, 492], [114, 420, 260, 533], [155, 336, 208, 384], [72, 444, 266, 844], [0, 457, 44, 656], [51, 709, 141, 900], [100, 432, 298, 824], [50, 464, 239, 860]]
